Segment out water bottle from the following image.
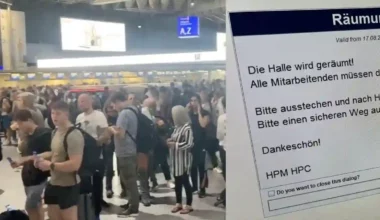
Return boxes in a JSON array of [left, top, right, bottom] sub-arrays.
[[33, 151, 39, 160], [5, 205, 15, 211], [33, 151, 40, 167]]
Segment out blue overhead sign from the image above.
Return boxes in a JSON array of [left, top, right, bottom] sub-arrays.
[[177, 16, 200, 38]]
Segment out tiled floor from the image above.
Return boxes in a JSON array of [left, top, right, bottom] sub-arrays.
[[0, 146, 226, 220]]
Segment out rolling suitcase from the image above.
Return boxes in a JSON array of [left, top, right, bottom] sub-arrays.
[[78, 193, 96, 220]]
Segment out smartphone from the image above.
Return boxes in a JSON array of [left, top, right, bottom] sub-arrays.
[[7, 157, 13, 164]]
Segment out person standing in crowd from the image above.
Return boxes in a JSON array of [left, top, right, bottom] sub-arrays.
[[156, 87, 176, 189], [172, 87, 184, 107], [36, 101, 84, 220], [141, 98, 159, 189], [215, 97, 226, 207], [75, 93, 110, 218], [158, 87, 173, 124], [200, 88, 221, 172], [2, 90, 15, 146], [199, 88, 212, 113], [131, 97, 156, 207], [103, 101, 118, 198], [181, 82, 194, 106], [188, 94, 211, 198], [101, 86, 110, 109], [13, 93, 45, 154], [168, 105, 194, 214], [146, 87, 159, 104], [211, 89, 225, 125], [108, 92, 140, 217], [10, 110, 51, 220], [154, 115, 175, 189]]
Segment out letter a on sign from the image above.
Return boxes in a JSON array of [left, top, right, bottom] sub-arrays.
[[180, 28, 187, 35]]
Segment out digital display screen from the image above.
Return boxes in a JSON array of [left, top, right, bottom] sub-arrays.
[[57, 73, 65, 79], [27, 73, 36, 79], [42, 73, 51, 79], [10, 74, 20, 80], [70, 72, 78, 78], [60, 17, 126, 52]]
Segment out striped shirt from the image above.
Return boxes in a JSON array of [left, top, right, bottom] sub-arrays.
[[170, 123, 194, 177]]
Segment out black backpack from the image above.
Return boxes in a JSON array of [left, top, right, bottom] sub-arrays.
[[125, 107, 157, 154], [62, 125, 102, 177]]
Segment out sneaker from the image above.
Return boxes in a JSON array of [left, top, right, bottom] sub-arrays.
[[120, 203, 130, 209], [120, 191, 127, 198], [141, 197, 151, 207], [199, 189, 206, 198], [167, 180, 175, 189], [3, 139, 10, 146], [214, 167, 223, 174], [151, 181, 158, 192], [192, 188, 198, 194], [214, 199, 225, 207], [118, 208, 139, 217], [106, 190, 114, 198]]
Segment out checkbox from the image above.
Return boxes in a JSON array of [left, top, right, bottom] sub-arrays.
[[268, 190, 275, 197]]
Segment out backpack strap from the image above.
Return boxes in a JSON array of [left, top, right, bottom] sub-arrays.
[[63, 126, 77, 160], [62, 126, 79, 184], [124, 107, 138, 144], [52, 128, 57, 140]]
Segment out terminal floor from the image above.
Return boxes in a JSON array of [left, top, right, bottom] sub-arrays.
[[0, 146, 226, 220]]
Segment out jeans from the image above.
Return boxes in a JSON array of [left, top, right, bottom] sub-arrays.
[[191, 149, 208, 191], [205, 139, 220, 168], [104, 143, 115, 191], [137, 153, 151, 200], [154, 147, 172, 181], [174, 174, 193, 206], [118, 156, 140, 211], [149, 151, 158, 184], [93, 160, 105, 217], [219, 147, 226, 200]]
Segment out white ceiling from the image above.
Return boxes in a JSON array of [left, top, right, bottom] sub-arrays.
[[56, 0, 225, 23]]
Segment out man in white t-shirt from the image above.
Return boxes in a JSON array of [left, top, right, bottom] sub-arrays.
[[76, 93, 110, 219]]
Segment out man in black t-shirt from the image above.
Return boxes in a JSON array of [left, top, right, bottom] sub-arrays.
[[10, 110, 51, 220]]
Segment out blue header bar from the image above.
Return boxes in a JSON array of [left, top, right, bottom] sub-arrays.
[[230, 7, 380, 36]]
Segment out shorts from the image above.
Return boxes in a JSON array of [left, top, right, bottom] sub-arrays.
[[1, 115, 11, 130], [24, 181, 47, 210], [44, 183, 80, 210]]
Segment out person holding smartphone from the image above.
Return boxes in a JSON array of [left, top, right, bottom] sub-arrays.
[[188, 94, 211, 198], [10, 109, 52, 220]]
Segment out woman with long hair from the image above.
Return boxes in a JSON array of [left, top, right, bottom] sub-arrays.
[[167, 105, 194, 214], [188, 94, 211, 198]]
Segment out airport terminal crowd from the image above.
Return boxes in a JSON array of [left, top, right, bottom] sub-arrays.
[[0, 80, 226, 220]]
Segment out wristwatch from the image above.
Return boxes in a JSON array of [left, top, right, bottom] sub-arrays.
[[50, 163, 55, 171]]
